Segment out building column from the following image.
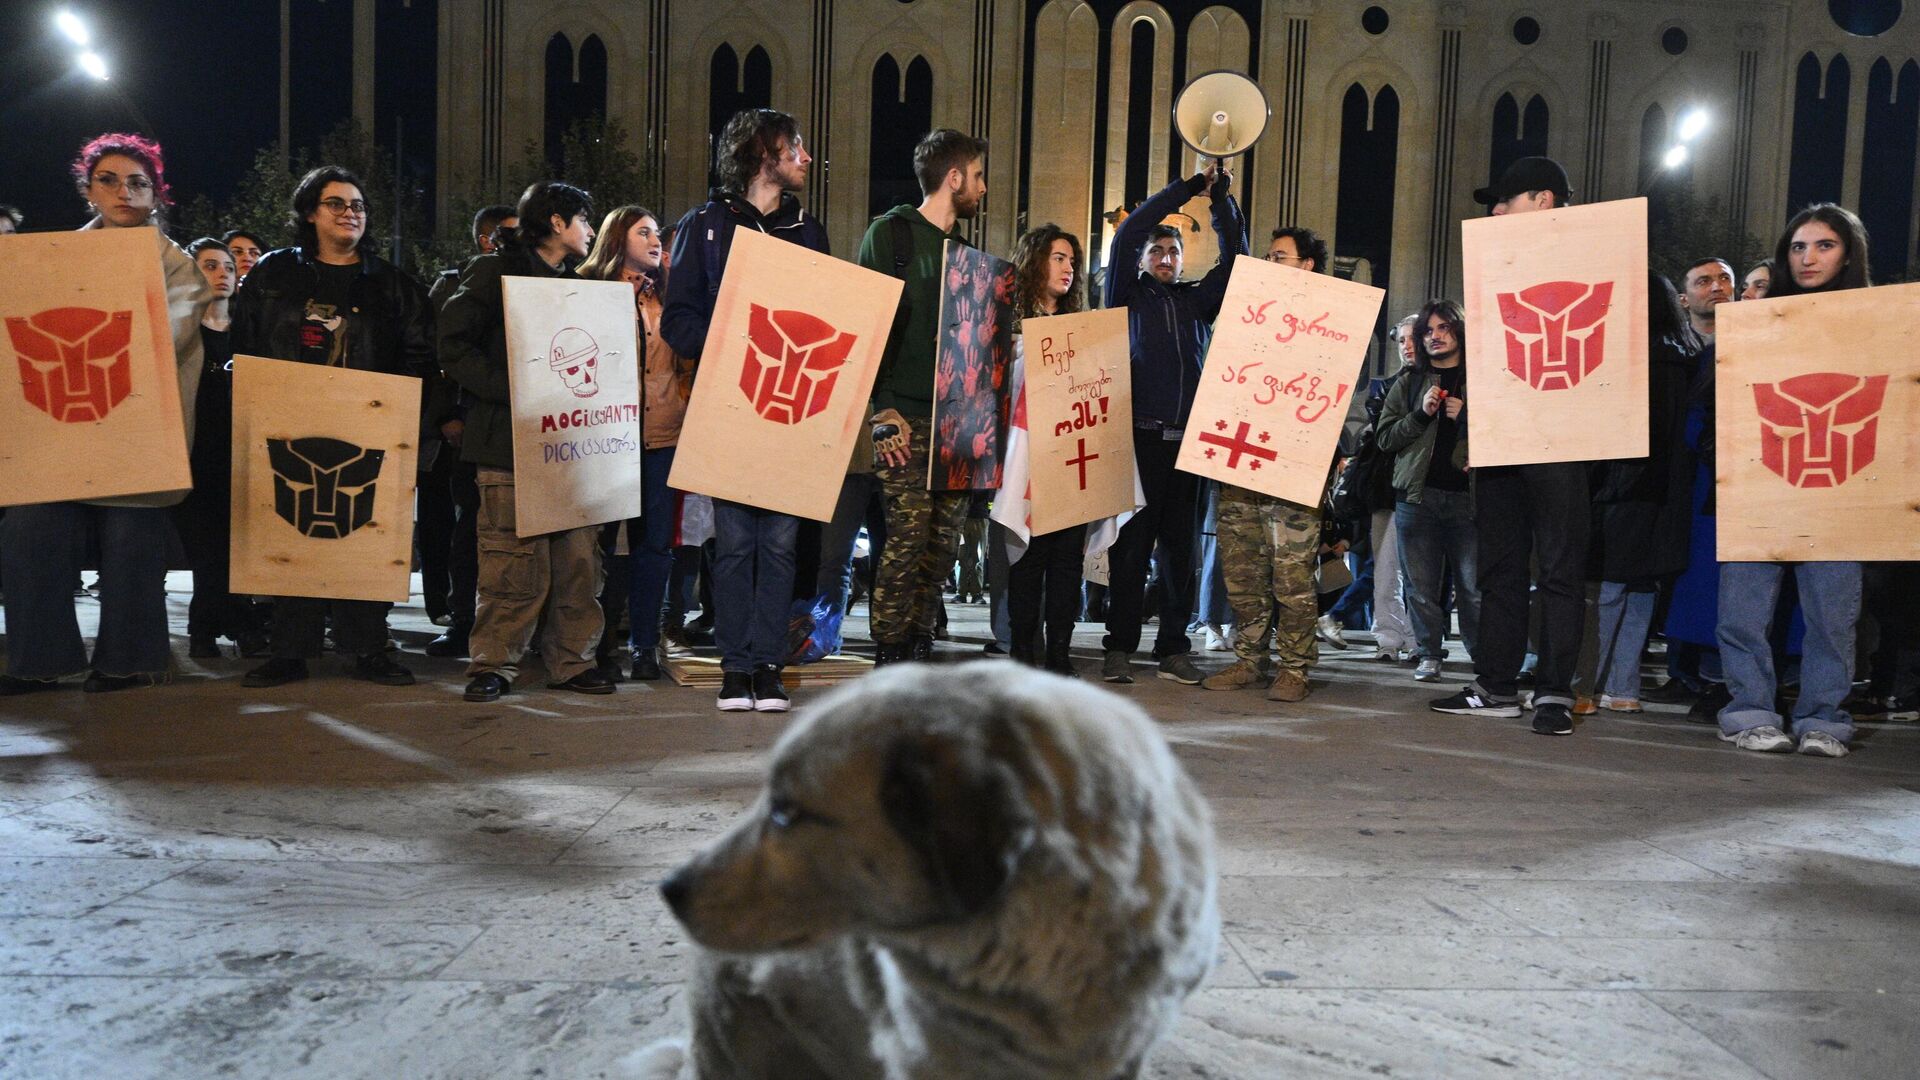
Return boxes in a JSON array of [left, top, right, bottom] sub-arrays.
[[1841, 50, 1867, 210], [353, 0, 376, 130], [1424, 9, 1463, 299]]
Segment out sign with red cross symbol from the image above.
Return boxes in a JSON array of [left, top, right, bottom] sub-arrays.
[[1020, 307, 1134, 534]]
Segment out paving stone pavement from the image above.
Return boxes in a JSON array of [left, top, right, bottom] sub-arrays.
[[1, 577, 1916, 1079]]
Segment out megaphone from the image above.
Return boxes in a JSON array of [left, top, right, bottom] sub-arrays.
[[1174, 70, 1270, 159]]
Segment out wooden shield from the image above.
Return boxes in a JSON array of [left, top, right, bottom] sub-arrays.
[[229, 356, 420, 602], [930, 241, 1017, 492], [669, 229, 903, 521], [503, 277, 643, 537], [1461, 197, 1649, 466], [1021, 309, 1135, 534], [1175, 257, 1384, 507], [1715, 283, 1920, 561], [0, 227, 190, 506]]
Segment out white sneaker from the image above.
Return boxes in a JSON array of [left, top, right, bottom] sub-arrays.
[[1796, 731, 1850, 758], [1315, 614, 1349, 650], [1203, 625, 1230, 652], [1719, 725, 1794, 753], [1413, 658, 1442, 681]]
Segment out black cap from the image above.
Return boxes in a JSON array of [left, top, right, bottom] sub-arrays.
[[1473, 156, 1572, 208]]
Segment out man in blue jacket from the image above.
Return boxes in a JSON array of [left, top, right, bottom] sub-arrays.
[[662, 108, 830, 715], [1101, 164, 1246, 684]]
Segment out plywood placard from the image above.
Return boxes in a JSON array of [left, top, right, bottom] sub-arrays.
[[1021, 308, 1135, 534], [669, 229, 904, 521], [504, 277, 643, 537], [1461, 197, 1649, 466], [229, 356, 420, 602], [1715, 282, 1920, 561], [1175, 256, 1383, 507], [930, 241, 1017, 491], [0, 227, 190, 506]]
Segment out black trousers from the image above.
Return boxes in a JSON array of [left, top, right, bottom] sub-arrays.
[[1009, 524, 1087, 664], [444, 459, 480, 630], [271, 596, 392, 660], [1103, 429, 1200, 658], [1471, 461, 1590, 705], [172, 486, 250, 640], [417, 449, 458, 620]]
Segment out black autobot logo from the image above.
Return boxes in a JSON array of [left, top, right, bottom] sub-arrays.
[[267, 437, 387, 539]]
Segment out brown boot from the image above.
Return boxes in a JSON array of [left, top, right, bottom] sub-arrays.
[[1201, 658, 1261, 691], [1266, 669, 1309, 702]]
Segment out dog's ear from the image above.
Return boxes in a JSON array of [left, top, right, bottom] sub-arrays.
[[881, 728, 1033, 920]]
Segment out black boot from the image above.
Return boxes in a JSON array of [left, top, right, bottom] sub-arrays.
[[909, 635, 935, 663], [873, 641, 910, 667]]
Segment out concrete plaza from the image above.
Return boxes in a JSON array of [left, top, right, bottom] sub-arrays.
[[2, 578, 1916, 1079]]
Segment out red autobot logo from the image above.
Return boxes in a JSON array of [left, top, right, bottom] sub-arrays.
[[739, 304, 857, 425], [1496, 281, 1614, 391], [1752, 373, 1889, 488], [6, 306, 135, 422]]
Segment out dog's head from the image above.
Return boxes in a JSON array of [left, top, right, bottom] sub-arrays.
[[660, 666, 1046, 953]]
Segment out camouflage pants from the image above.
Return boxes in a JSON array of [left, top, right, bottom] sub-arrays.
[[872, 415, 968, 644], [1216, 484, 1320, 674]]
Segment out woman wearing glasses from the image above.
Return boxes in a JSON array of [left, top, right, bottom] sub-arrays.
[[229, 165, 435, 690], [0, 134, 211, 695]]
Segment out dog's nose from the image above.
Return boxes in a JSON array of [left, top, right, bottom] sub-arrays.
[[660, 870, 692, 916]]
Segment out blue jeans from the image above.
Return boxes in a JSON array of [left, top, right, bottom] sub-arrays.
[[1191, 483, 1233, 629], [1, 502, 171, 678], [1717, 561, 1860, 742], [712, 499, 799, 672], [1394, 489, 1479, 661], [988, 521, 1012, 650], [1594, 581, 1656, 698], [626, 446, 679, 653]]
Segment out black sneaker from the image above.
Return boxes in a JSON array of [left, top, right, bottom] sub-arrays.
[[1848, 693, 1918, 721], [1641, 678, 1699, 705], [0, 674, 60, 696], [188, 634, 221, 659], [549, 668, 617, 695], [717, 672, 754, 712], [353, 652, 416, 686], [83, 671, 166, 693], [1686, 682, 1732, 724], [1428, 687, 1523, 717], [630, 652, 663, 681], [595, 657, 628, 685], [1531, 703, 1575, 736], [751, 666, 790, 713], [243, 658, 309, 688], [464, 671, 510, 702], [424, 630, 470, 658]]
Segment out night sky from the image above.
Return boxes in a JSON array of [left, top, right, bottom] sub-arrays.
[[0, 2, 282, 232]]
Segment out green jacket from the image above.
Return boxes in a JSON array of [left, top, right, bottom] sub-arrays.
[[1375, 366, 1470, 505], [436, 246, 567, 470], [856, 204, 968, 418]]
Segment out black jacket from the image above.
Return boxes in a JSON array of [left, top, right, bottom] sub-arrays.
[[437, 245, 569, 470], [1103, 174, 1247, 431], [231, 246, 434, 380], [1587, 335, 1699, 584], [662, 191, 831, 360]]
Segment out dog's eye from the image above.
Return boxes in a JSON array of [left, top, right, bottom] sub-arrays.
[[768, 799, 801, 829]]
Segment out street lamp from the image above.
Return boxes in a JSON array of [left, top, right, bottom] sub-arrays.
[[1677, 108, 1710, 143], [1662, 145, 1689, 170], [77, 50, 109, 81], [55, 9, 89, 46]]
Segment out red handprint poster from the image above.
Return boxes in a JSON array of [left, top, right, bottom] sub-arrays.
[[0, 227, 190, 506], [1461, 197, 1649, 466], [1715, 282, 1920, 561], [669, 229, 903, 521], [930, 241, 1018, 491], [1174, 256, 1384, 508]]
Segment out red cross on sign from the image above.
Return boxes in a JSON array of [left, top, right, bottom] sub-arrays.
[[1066, 436, 1100, 490], [1198, 420, 1279, 471]]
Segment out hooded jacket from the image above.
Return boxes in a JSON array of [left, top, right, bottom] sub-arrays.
[[660, 190, 830, 361], [1103, 174, 1247, 431], [856, 204, 971, 419]]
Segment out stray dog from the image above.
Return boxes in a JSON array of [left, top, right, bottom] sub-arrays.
[[632, 664, 1218, 1080]]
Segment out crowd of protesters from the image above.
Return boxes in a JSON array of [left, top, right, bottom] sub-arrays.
[[0, 125, 1910, 762]]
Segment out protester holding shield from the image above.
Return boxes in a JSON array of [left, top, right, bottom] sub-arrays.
[[1099, 163, 1246, 685], [0, 134, 210, 695], [1714, 203, 1872, 758], [662, 109, 830, 712], [230, 166, 435, 689], [440, 181, 616, 703]]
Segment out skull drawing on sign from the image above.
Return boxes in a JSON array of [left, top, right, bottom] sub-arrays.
[[6, 306, 136, 422], [1752, 373, 1889, 489], [548, 326, 600, 397], [267, 437, 388, 539], [738, 304, 858, 425], [1496, 281, 1614, 391]]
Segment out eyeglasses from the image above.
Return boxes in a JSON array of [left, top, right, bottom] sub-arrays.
[[92, 173, 154, 193], [319, 197, 369, 217]]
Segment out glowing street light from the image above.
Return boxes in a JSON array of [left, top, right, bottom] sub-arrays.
[[1676, 108, 1710, 143], [1662, 145, 1690, 170], [55, 9, 90, 46], [77, 50, 109, 81]]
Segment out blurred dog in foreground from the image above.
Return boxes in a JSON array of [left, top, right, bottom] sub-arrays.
[[630, 664, 1219, 1079]]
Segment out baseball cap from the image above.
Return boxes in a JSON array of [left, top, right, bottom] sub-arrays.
[[1473, 156, 1573, 208]]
